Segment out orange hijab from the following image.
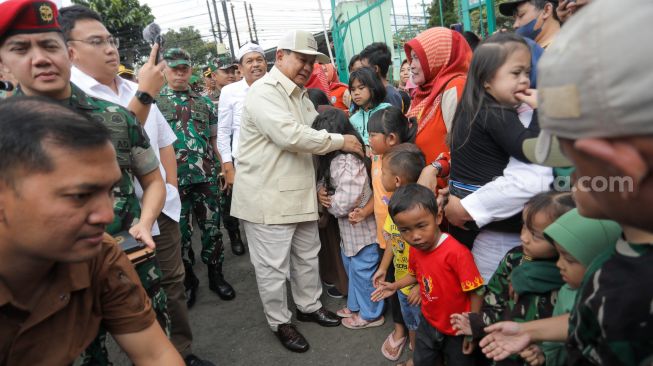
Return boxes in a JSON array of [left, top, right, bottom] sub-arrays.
[[405, 28, 472, 164], [405, 28, 472, 127]]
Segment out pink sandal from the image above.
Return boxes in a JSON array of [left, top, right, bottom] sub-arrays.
[[381, 330, 407, 361], [342, 313, 385, 329], [336, 307, 354, 318]]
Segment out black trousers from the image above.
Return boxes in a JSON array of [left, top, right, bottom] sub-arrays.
[[414, 314, 474, 366]]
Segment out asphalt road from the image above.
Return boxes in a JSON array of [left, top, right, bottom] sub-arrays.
[[109, 226, 406, 366]]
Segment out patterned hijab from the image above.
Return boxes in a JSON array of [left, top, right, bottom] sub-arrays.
[[405, 27, 472, 132]]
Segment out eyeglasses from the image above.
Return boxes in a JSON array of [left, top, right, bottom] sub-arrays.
[[68, 36, 119, 49]]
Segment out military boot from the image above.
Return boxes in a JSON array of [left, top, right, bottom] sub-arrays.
[[228, 228, 245, 256], [207, 250, 235, 300], [183, 262, 200, 309]]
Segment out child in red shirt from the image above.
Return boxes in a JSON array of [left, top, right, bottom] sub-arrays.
[[372, 184, 483, 366]]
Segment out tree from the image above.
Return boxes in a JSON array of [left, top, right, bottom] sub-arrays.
[[72, 0, 155, 64], [163, 27, 218, 66], [427, 0, 459, 28], [427, 0, 516, 38]]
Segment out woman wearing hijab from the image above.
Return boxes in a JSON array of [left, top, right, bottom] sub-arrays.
[[404, 27, 473, 191]]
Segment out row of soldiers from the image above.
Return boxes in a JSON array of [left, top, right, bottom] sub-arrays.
[[0, 0, 242, 365]]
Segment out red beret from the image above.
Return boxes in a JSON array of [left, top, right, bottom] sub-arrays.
[[0, 0, 60, 39]]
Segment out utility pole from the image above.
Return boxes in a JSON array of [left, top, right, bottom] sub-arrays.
[[206, 0, 218, 45], [249, 3, 259, 43], [211, 0, 223, 43], [244, 2, 253, 43], [221, 0, 236, 59], [230, 3, 241, 47]]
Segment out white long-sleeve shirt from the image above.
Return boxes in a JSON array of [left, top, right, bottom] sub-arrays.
[[217, 78, 250, 165], [460, 106, 553, 228], [71, 67, 181, 235]]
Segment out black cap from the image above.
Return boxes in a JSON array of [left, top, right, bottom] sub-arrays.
[[498, 0, 558, 17]]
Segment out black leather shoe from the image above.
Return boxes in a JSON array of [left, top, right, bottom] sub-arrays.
[[183, 262, 199, 309], [184, 354, 215, 366], [207, 263, 235, 300], [228, 229, 246, 256], [296, 307, 341, 327], [274, 323, 309, 353]]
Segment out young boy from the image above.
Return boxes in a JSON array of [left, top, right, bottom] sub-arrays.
[[372, 183, 484, 366], [371, 144, 426, 365]]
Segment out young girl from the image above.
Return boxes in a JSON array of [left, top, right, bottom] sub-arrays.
[[446, 32, 541, 278], [313, 108, 384, 329], [450, 191, 575, 365], [517, 208, 621, 366], [348, 67, 391, 147], [363, 107, 418, 361]]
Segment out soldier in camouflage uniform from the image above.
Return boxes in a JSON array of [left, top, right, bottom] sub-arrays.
[[205, 54, 237, 105], [157, 48, 236, 302], [205, 56, 246, 256], [202, 63, 217, 99]]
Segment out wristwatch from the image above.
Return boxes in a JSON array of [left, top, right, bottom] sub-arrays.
[[431, 161, 443, 175], [135, 91, 155, 105]]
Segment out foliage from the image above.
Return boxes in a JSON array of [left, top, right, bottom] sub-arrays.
[[163, 27, 218, 67], [71, 0, 155, 64], [426, 0, 516, 39], [427, 0, 459, 28]]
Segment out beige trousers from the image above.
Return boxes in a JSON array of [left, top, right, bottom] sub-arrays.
[[243, 220, 323, 331]]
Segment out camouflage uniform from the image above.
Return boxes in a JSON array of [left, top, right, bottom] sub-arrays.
[[202, 61, 243, 250], [567, 240, 653, 365], [468, 246, 561, 366], [156, 84, 223, 268], [16, 84, 170, 365]]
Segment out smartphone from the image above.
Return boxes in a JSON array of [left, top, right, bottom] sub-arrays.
[[154, 34, 164, 65], [114, 230, 146, 254]]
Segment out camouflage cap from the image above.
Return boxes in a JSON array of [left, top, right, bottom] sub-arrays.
[[164, 48, 191, 67], [189, 74, 200, 84], [203, 64, 217, 77], [215, 53, 237, 70]]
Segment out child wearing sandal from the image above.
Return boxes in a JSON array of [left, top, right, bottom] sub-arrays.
[[372, 143, 426, 366], [372, 184, 483, 366], [367, 107, 418, 361], [313, 108, 384, 329]]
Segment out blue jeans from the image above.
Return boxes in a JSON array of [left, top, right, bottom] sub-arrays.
[[397, 290, 422, 331], [341, 243, 383, 321]]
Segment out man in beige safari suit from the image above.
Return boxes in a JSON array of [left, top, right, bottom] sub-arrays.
[[231, 30, 362, 353]]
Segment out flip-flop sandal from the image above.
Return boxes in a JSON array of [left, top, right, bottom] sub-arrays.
[[381, 330, 407, 361], [342, 314, 385, 329], [336, 307, 354, 318]]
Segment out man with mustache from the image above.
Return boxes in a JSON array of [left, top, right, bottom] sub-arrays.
[[231, 30, 364, 353], [216, 42, 268, 257]]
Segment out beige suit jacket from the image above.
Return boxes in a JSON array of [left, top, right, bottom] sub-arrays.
[[231, 66, 345, 225]]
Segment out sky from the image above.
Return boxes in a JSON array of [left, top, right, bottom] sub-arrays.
[[137, 0, 430, 50]]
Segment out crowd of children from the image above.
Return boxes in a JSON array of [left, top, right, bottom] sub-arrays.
[[305, 3, 651, 364]]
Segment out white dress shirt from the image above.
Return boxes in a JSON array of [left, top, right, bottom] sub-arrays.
[[217, 78, 250, 165], [71, 66, 181, 235]]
